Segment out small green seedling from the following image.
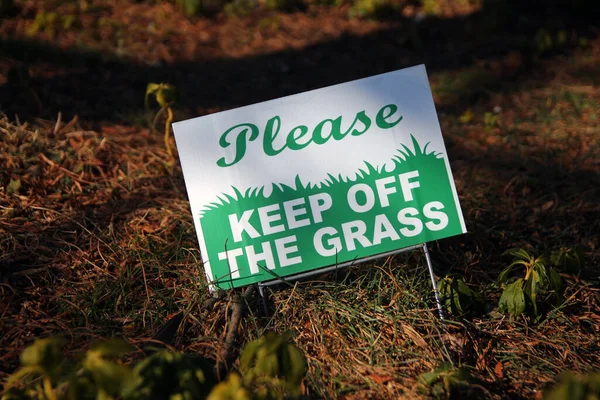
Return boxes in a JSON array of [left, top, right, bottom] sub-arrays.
[[145, 83, 177, 157], [498, 248, 562, 317], [418, 362, 480, 400], [543, 371, 600, 400], [437, 275, 484, 317]]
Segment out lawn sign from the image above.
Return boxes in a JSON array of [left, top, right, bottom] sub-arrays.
[[173, 64, 467, 305]]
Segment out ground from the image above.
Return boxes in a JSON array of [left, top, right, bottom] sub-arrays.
[[0, 0, 599, 398]]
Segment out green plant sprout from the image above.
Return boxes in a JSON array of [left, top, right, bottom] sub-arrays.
[[498, 248, 562, 317], [437, 275, 484, 317], [145, 83, 177, 157], [418, 362, 481, 400]]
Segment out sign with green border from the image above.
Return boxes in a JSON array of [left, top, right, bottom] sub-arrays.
[[173, 64, 466, 290]]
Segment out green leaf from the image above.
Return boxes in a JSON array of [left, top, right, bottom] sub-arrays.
[[6, 365, 42, 386], [548, 268, 563, 294], [145, 83, 177, 109], [66, 375, 100, 400], [7, 179, 21, 194], [437, 276, 483, 316], [499, 279, 526, 316], [83, 351, 132, 396], [525, 270, 540, 316], [503, 248, 532, 262], [534, 262, 550, 288], [550, 247, 585, 273], [418, 362, 477, 399], [206, 373, 251, 400], [1, 385, 31, 400], [125, 350, 216, 400], [280, 343, 306, 393], [527, 269, 541, 298], [418, 371, 440, 387], [239, 339, 263, 373], [20, 337, 65, 382], [498, 263, 522, 284]]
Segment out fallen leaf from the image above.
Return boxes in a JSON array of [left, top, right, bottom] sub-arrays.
[[494, 361, 504, 379]]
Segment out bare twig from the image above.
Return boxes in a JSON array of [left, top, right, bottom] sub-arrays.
[[219, 286, 256, 367]]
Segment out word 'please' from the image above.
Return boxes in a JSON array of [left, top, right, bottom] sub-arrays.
[[217, 104, 403, 167]]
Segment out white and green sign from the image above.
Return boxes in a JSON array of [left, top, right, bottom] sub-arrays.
[[173, 64, 466, 290]]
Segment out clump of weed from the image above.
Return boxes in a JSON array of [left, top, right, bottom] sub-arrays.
[[498, 248, 563, 318], [418, 362, 484, 399], [2, 332, 306, 400], [437, 275, 485, 317]]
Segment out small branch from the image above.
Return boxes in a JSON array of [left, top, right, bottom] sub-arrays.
[[219, 286, 256, 366]]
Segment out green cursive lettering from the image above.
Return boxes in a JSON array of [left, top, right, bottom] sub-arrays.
[[216, 123, 259, 167], [216, 104, 402, 167], [264, 116, 286, 156], [376, 104, 403, 129]]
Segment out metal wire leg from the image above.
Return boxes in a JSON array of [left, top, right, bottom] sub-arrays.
[[423, 243, 445, 320], [258, 284, 269, 316]]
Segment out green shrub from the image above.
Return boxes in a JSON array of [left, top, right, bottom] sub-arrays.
[[2, 332, 306, 400], [123, 351, 216, 399]]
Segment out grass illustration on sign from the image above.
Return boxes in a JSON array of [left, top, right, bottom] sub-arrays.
[[200, 135, 463, 289]]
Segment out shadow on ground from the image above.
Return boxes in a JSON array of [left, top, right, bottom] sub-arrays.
[[0, 0, 598, 124]]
